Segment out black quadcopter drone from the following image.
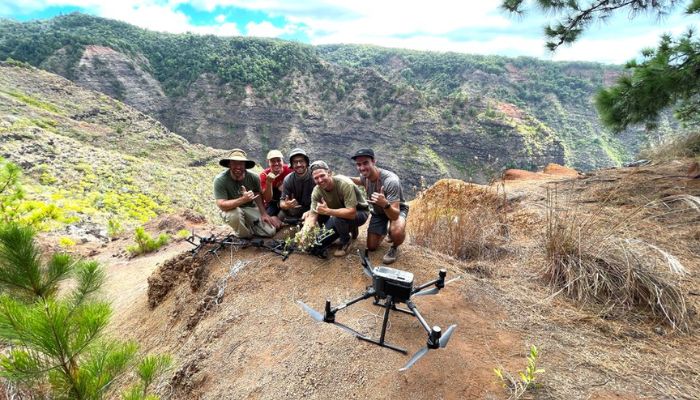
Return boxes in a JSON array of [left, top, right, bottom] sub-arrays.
[[298, 250, 459, 371], [185, 224, 335, 260]]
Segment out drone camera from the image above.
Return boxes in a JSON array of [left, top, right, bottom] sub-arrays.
[[372, 266, 414, 302]]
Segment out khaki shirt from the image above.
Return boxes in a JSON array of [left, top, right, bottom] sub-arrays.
[[310, 175, 369, 213]]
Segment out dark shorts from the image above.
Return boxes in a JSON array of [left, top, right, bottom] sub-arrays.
[[265, 201, 281, 217], [367, 204, 409, 236]]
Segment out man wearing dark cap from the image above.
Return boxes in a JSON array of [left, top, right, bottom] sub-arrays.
[[351, 148, 408, 264], [300, 160, 369, 257], [214, 148, 276, 238], [260, 149, 293, 228], [279, 148, 315, 222]]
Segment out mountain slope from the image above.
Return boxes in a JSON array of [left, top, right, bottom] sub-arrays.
[[0, 13, 669, 192], [0, 62, 220, 236]]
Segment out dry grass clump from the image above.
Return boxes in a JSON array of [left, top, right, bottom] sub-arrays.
[[639, 130, 700, 161], [544, 188, 691, 332], [407, 179, 508, 260]]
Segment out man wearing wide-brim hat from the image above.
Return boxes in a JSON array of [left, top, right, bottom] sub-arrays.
[[214, 148, 276, 238]]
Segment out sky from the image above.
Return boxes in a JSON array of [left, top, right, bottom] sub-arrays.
[[0, 0, 694, 64]]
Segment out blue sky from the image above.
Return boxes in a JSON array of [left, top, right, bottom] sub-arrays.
[[0, 0, 693, 64]]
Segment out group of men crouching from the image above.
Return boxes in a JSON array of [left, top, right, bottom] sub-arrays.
[[213, 147, 408, 264]]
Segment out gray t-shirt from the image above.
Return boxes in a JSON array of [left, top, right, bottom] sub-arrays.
[[360, 168, 406, 215], [281, 171, 316, 212], [213, 170, 261, 208]]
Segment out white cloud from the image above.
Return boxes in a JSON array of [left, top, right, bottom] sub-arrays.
[[245, 20, 295, 37], [4, 0, 694, 63]]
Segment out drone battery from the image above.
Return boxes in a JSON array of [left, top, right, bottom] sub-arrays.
[[372, 266, 414, 301]]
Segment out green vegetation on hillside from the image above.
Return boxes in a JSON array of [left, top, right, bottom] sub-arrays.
[[0, 65, 220, 233], [0, 13, 320, 96], [0, 13, 675, 175]]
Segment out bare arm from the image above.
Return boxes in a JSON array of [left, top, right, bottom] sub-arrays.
[[216, 196, 250, 211], [316, 197, 356, 220]]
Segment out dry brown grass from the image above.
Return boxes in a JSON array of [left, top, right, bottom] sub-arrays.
[[544, 186, 692, 332], [407, 179, 509, 260], [639, 130, 700, 162]]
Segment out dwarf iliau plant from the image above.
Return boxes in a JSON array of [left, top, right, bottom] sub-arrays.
[[0, 223, 170, 399], [290, 225, 334, 252], [494, 345, 544, 399]]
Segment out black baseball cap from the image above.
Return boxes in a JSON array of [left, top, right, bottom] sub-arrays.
[[351, 148, 375, 160]]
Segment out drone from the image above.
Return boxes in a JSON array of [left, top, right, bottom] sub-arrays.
[[185, 223, 335, 260], [298, 250, 460, 371]]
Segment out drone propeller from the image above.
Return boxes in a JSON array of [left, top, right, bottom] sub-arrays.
[[399, 324, 457, 371], [296, 301, 364, 337], [413, 287, 440, 296], [359, 249, 375, 278], [445, 275, 462, 285], [412, 275, 462, 297], [400, 346, 428, 371], [297, 300, 324, 322]]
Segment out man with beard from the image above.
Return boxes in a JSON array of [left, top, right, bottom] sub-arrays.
[[214, 148, 276, 238], [300, 160, 369, 257], [351, 148, 408, 264], [260, 149, 292, 229], [279, 148, 315, 223]]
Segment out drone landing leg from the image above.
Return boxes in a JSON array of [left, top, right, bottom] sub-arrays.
[[372, 299, 413, 316], [357, 296, 407, 354]]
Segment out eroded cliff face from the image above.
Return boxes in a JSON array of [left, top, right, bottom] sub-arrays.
[[70, 45, 168, 116], [52, 45, 567, 193]]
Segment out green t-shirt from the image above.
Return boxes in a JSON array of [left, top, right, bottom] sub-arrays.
[[310, 175, 369, 213], [213, 170, 261, 208]]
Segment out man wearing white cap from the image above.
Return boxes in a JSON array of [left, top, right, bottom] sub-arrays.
[[260, 149, 292, 228], [214, 148, 276, 238]]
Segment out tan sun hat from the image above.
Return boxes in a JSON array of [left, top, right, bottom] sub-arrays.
[[219, 148, 256, 169], [266, 149, 284, 160]]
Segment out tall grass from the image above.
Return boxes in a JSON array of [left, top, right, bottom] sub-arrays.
[[407, 179, 508, 260], [544, 187, 691, 332], [639, 130, 700, 161]]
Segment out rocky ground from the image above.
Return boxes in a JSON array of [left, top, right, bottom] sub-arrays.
[[58, 159, 699, 400]]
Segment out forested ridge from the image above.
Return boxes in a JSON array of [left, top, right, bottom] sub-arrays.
[[0, 12, 662, 175]]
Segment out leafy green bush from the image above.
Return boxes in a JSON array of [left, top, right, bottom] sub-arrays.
[[108, 218, 124, 238], [0, 223, 169, 399], [127, 227, 169, 256], [0, 157, 68, 230]]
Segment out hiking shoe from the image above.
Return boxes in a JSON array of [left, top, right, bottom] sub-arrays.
[[334, 242, 351, 257], [383, 246, 398, 264], [351, 224, 359, 240]]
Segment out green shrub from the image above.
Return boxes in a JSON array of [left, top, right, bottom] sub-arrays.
[[58, 236, 76, 248], [494, 345, 545, 398], [0, 223, 169, 399], [127, 227, 170, 256], [0, 158, 66, 230], [108, 218, 124, 238]]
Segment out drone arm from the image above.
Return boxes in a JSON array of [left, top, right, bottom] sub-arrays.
[[412, 279, 438, 294], [411, 269, 447, 295], [329, 289, 375, 314], [406, 300, 432, 335]]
